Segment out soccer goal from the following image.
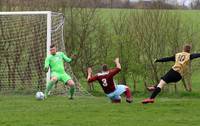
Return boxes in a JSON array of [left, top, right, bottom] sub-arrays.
[[0, 11, 91, 96]]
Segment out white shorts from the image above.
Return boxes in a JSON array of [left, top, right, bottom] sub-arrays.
[[106, 85, 127, 100]]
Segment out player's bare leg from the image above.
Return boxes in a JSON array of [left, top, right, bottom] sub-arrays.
[[67, 79, 75, 99]]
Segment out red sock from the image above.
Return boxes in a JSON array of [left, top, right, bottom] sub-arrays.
[[125, 87, 132, 99]]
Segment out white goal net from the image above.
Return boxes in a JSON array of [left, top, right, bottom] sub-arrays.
[[0, 11, 91, 96]]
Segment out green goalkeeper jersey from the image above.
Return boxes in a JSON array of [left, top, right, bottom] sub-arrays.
[[44, 52, 72, 73]]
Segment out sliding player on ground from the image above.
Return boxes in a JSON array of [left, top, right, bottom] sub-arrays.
[[87, 58, 133, 103]]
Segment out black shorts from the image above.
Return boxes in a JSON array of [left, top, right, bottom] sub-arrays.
[[161, 69, 182, 84]]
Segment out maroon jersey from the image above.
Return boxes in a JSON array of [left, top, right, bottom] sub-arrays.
[[88, 68, 121, 94]]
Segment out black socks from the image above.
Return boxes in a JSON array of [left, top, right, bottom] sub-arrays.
[[150, 87, 161, 99]]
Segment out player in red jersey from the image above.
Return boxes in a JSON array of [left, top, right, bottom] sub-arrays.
[[87, 58, 133, 103]]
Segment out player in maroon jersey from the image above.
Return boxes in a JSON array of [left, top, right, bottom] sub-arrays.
[[87, 58, 133, 103]]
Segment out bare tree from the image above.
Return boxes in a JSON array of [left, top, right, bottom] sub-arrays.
[[192, 0, 200, 9]]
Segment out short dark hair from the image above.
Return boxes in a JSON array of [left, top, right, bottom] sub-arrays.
[[102, 64, 108, 71], [50, 44, 56, 49], [183, 44, 191, 53]]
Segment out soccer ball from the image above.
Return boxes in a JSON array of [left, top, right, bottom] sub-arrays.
[[35, 91, 44, 100]]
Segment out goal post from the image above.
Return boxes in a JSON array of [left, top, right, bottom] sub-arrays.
[[46, 11, 52, 84], [0, 11, 52, 84], [0, 11, 91, 96]]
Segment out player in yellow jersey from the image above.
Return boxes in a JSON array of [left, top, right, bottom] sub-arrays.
[[142, 44, 200, 104]]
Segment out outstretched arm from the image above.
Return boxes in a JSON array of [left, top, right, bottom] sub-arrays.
[[155, 55, 175, 63], [109, 58, 121, 77], [61, 52, 72, 63], [87, 67, 98, 83], [87, 67, 92, 81], [114, 57, 121, 69], [190, 53, 200, 60]]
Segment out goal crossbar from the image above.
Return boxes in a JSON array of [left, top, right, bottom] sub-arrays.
[[0, 11, 51, 15]]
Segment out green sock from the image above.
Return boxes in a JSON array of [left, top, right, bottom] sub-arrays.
[[45, 81, 54, 97], [68, 86, 75, 98]]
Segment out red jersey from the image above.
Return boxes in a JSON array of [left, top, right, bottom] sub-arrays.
[[88, 68, 121, 94]]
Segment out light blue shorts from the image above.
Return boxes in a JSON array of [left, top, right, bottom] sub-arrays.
[[106, 85, 127, 100]]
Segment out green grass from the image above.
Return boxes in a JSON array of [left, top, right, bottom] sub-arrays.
[[1, 95, 200, 126]]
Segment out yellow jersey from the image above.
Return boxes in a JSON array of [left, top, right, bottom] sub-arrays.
[[172, 52, 190, 76]]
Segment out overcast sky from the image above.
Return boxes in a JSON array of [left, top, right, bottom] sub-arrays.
[[130, 0, 192, 6], [177, 0, 191, 6]]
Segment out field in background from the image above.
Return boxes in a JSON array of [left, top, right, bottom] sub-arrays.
[[0, 95, 200, 126]]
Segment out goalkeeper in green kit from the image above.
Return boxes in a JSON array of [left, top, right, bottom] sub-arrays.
[[44, 44, 76, 99]]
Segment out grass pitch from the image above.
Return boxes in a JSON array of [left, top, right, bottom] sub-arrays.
[[0, 95, 200, 126]]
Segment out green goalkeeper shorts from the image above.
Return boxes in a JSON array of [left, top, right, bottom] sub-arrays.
[[51, 72, 72, 84]]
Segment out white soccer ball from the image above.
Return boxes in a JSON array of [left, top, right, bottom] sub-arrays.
[[35, 91, 44, 100]]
